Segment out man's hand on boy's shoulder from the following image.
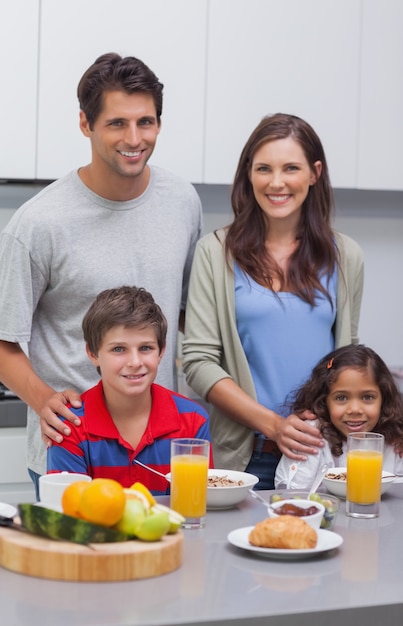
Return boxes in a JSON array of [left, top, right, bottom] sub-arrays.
[[40, 389, 83, 446]]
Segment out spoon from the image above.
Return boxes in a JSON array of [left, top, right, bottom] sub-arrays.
[[133, 458, 170, 481], [308, 463, 330, 497], [248, 489, 275, 512]]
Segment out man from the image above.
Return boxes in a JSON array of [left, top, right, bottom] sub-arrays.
[[0, 53, 202, 496]]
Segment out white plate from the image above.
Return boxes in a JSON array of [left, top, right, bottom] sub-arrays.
[[0, 502, 17, 518], [227, 526, 343, 559]]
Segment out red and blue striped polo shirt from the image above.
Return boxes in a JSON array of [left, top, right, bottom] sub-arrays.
[[47, 381, 212, 495]]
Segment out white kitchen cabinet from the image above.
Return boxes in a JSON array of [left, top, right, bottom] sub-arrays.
[[0, 0, 39, 180], [0, 428, 35, 505], [357, 0, 403, 190], [204, 0, 361, 188], [1, 1, 402, 191], [36, 0, 207, 182]]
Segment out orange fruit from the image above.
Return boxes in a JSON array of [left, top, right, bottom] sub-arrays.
[[78, 478, 126, 527], [61, 481, 91, 518]]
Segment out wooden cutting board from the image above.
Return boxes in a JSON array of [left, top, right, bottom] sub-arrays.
[[0, 526, 183, 581]]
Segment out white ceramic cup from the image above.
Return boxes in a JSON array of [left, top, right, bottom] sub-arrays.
[[39, 472, 92, 511]]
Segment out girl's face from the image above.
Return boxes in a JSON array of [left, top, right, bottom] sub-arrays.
[[249, 136, 321, 227], [326, 367, 382, 438]]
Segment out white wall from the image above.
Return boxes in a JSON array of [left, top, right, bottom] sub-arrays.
[[1, 185, 403, 367], [334, 214, 403, 367]]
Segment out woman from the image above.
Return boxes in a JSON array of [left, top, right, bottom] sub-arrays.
[[182, 113, 364, 489]]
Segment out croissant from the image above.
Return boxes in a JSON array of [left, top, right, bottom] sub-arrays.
[[248, 515, 317, 549]]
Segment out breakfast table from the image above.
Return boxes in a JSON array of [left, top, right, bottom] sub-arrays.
[[2, 484, 403, 626]]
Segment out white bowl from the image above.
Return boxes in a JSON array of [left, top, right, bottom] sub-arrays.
[[268, 498, 325, 530], [0, 502, 17, 518], [323, 467, 396, 499], [165, 468, 259, 510], [206, 469, 259, 510], [270, 491, 340, 530]]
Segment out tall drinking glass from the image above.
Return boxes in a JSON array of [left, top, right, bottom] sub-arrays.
[[170, 438, 209, 529], [346, 432, 384, 518]]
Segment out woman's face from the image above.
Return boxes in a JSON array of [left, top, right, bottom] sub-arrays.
[[249, 136, 321, 226]]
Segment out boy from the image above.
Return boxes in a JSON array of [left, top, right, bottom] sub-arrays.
[[47, 286, 212, 494]]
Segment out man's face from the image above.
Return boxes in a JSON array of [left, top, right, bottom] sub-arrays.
[[80, 90, 160, 190]]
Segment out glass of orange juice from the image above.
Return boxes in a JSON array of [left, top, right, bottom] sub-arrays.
[[346, 432, 384, 518], [170, 438, 210, 529]]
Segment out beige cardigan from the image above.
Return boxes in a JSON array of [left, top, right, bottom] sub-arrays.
[[182, 229, 364, 471]]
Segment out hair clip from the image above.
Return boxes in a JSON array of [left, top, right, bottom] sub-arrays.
[[327, 357, 334, 369]]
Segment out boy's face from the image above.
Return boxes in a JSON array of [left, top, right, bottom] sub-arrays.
[[86, 324, 165, 402]]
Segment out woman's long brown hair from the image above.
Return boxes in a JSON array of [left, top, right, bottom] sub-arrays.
[[225, 113, 338, 305]]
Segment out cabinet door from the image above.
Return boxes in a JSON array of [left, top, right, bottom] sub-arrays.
[[37, 0, 206, 182], [357, 0, 403, 190], [0, 427, 35, 505], [204, 0, 361, 187], [0, 0, 39, 180]]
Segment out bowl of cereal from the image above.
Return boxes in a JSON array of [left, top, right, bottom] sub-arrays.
[[270, 491, 340, 530], [207, 469, 259, 509], [323, 467, 396, 499]]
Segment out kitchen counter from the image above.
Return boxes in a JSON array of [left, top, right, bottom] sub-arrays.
[[1, 486, 403, 625]]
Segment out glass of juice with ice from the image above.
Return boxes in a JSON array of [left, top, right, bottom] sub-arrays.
[[346, 432, 384, 518], [170, 438, 210, 529]]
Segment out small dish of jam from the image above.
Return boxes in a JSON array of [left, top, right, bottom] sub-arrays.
[[274, 502, 320, 517], [268, 498, 325, 530]]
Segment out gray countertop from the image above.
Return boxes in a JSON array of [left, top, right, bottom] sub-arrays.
[[1, 486, 403, 625]]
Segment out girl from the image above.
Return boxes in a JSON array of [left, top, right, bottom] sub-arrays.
[[275, 344, 403, 489]]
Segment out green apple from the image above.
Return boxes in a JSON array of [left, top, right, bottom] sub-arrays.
[[115, 499, 147, 536], [151, 503, 185, 534], [135, 510, 170, 541]]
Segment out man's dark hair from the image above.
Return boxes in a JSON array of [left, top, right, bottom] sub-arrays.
[[77, 52, 164, 129]]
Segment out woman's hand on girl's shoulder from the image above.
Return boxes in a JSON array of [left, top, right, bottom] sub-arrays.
[[274, 411, 324, 461]]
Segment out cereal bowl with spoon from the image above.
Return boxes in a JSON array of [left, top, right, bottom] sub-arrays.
[[322, 467, 396, 498], [164, 467, 259, 510], [206, 469, 259, 509]]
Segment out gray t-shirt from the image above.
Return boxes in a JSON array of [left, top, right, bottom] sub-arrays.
[[0, 166, 202, 474]]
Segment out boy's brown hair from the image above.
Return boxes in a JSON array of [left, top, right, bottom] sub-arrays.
[[82, 285, 167, 355]]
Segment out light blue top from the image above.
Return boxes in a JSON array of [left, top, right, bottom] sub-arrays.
[[234, 263, 337, 417]]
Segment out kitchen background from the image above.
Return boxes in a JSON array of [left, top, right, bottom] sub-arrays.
[[0, 0, 402, 501]]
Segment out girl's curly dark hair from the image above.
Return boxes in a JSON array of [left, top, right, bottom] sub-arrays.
[[291, 344, 403, 456]]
